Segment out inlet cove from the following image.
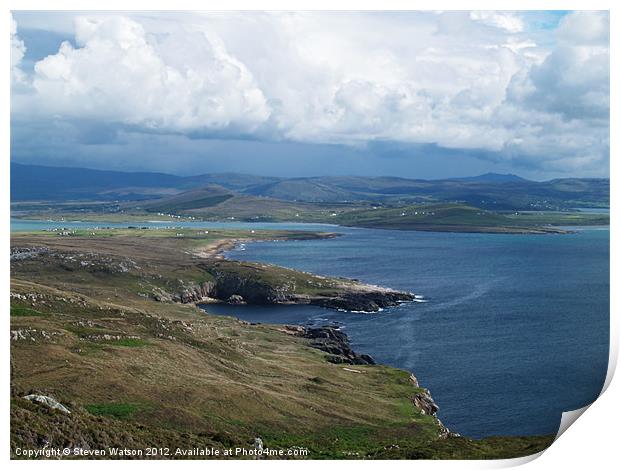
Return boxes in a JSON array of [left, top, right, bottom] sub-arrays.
[[211, 224, 610, 438]]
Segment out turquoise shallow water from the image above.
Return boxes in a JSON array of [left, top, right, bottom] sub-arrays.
[[208, 226, 610, 438], [12, 218, 609, 438]]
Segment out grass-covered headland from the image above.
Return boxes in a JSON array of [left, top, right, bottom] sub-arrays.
[[11, 227, 554, 459]]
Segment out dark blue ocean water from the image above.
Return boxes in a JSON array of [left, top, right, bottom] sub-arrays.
[[206, 226, 610, 438]]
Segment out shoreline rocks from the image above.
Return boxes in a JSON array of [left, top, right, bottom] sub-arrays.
[[285, 323, 452, 438], [411, 389, 452, 438], [226, 294, 246, 304], [312, 289, 415, 312], [408, 374, 453, 438], [286, 324, 376, 365]]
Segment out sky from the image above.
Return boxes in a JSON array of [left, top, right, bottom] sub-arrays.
[[10, 10, 610, 180]]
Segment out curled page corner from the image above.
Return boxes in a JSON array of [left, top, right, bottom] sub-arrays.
[[551, 346, 617, 444], [491, 404, 594, 469], [498, 449, 547, 468], [554, 404, 591, 441], [552, 350, 618, 442]]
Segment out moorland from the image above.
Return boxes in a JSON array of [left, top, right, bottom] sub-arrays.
[[10, 227, 554, 459]]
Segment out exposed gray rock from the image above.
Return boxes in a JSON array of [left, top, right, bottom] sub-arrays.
[[11, 247, 139, 274], [412, 390, 439, 416], [227, 294, 245, 304], [253, 437, 264, 460], [172, 281, 216, 303], [312, 290, 414, 312], [152, 287, 172, 302], [295, 325, 375, 365], [23, 394, 71, 414], [411, 389, 452, 438], [10, 247, 49, 261], [81, 334, 140, 342], [11, 329, 63, 342]]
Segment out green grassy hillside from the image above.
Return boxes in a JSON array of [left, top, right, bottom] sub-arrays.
[[10, 228, 554, 459], [334, 203, 608, 233]]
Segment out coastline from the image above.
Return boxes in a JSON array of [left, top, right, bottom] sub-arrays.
[[193, 236, 450, 434], [192, 231, 340, 260], [193, 238, 249, 260], [339, 222, 574, 234], [195, 238, 452, 440], [185, 233, 416, 313], [10, 225, 559, 458]]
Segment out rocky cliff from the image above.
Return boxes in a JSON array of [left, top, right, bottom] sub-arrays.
[[283, 324, 376, 365], [166, 259, 415, 312], [287, 324, 451, 437]]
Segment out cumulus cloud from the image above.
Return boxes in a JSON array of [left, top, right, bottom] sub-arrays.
[[507, 11, 609, 120], [10, 13, 27, 87], [226, 11, 529, 152], [557, 10, 609, 45], [30, 16, 270, 133], [499, 11, 609, 173], [469, 11, 525, 33], [10, 11, 610, 176]]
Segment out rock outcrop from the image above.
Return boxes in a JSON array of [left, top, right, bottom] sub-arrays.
[[286, 324, 452, 438], [226, 294, 245, 304], [311, 289, 414, 312], [288, 325, 376, 365], [23, 394, 71, 414], [412, 390, 439, 416], [410, 388, 452, 438], [168, 281, 216, 304]]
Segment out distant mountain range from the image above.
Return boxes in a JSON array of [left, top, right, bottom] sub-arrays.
[[10, 163, 609, 210], [450, 172, 527, 183]]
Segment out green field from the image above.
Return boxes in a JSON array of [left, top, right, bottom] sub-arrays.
[[12, 200, 609, 234], [333, 203, 608, 233]]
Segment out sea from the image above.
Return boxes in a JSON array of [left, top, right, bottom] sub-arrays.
[[11, 217, 610, 438]]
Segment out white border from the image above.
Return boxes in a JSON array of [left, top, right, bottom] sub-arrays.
[[3, 1, 616, 468]]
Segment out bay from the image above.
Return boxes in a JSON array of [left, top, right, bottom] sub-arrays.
[[208, 225, 609, 438]]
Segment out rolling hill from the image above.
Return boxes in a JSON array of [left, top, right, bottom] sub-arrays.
[[11, 163, 609, 211], [135, 186, 235, 213]]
